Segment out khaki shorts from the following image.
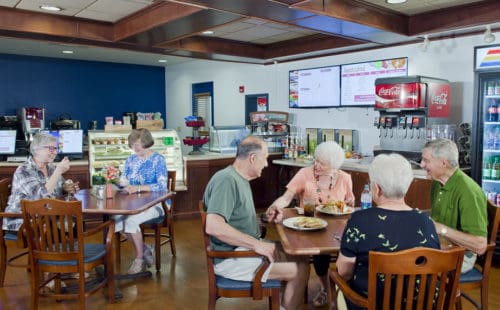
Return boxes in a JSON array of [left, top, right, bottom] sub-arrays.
[[213, 241, 288, 282]]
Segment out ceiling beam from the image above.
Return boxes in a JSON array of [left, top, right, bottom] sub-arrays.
[[157, 36, 266, 59], [408, 0, 500, 35], [114, 1, 202, 41], [0, 7, 113, 42], [264, 34, 365, 59]]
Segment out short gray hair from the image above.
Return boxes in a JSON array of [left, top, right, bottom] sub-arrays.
[[30, 133, 57, 155], [314, 141, 345, 169], [368, 153, 413, 199], [423, 139, 459, 168], [236, 136, 265, 159]]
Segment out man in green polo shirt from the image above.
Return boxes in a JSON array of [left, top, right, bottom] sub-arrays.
[[421, 138, 487, 273]]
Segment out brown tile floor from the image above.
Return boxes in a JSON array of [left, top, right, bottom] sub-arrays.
[[1, 217, 498, 309]]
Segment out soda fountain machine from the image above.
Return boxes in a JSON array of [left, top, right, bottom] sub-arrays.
[[374, 76, 451, 162]]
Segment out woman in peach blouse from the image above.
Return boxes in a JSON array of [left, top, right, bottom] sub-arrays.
[[266, 141, 354, 307]]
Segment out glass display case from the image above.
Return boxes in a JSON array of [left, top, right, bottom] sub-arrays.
[[206, 126, 250, 154], [88, 130, 183, 186]]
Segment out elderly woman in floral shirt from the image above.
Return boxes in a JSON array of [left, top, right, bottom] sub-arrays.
[[115, 128, 168, 274], [3, 133, 77, 231]]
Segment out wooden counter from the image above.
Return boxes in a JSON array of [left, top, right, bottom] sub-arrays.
[[0, 160, 91, 189], [175, 153, 283, 219], [272, 158, 432, 210]]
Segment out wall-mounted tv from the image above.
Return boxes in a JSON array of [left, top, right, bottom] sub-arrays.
[[0, 130, 16, 155], [42, 129, 84, 160], [340, 57, 408, 107], [289, 65, 341, 109]]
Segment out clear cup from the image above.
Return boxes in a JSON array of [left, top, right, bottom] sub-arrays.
[[302, 197, 316, 217]]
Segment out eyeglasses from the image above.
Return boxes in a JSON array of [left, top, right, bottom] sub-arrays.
[[41, 146, 59, 152]]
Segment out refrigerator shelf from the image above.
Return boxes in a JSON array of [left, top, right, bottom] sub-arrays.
[[484, 149, 500, 152], [484, 122, 500, 125], [483, 179, 500, 183]]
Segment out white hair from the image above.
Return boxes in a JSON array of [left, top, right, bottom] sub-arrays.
[[368, 153, 413, 199], [314, 141, 345, 169]]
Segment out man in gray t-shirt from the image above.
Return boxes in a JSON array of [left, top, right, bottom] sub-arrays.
[[203, 136, 309, 310]]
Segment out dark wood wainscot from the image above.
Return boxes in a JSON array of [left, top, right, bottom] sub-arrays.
[[175, 154, 282, 219], [0, 163, 90, 189]]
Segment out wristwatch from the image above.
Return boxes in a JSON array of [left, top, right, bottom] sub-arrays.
[[440, 227, 448, 236]]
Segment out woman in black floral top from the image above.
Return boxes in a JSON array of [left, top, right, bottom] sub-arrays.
[[336, 153, 440, 309]]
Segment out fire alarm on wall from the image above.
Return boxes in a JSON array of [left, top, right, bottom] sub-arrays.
[[239, 85, 245, 93]]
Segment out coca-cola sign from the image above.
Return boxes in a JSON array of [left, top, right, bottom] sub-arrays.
[[375, 83, 424, 109], [427, 83, 450, 117]]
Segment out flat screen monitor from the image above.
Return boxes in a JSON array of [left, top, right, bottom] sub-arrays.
[[41, 129, 84, 159], [0, 130, 16, 155], [340, 57, 408, 107], [289, 65, 341, 108]]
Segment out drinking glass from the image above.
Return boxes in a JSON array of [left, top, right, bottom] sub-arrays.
[[63, 180, 75, 201], [302, 197, 316, 217]]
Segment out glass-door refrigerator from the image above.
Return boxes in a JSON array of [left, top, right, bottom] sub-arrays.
[[471, 44, 500, 260]]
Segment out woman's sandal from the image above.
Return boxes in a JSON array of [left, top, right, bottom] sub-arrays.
[[313, 289, 328, 307]]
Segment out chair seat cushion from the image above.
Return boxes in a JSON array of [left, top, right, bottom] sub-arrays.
[[4, 231, 18, 241], [459, 267, 483, 283], [142, 215, 165, 226], [216, 275, 281, 290], [38, 244, 107, 266]]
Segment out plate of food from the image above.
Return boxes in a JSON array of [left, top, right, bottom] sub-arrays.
[[316, 201, 355, 215], [282, 217, 327, 231]]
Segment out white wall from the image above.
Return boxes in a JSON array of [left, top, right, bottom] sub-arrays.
[[166, 33, 488, 155]]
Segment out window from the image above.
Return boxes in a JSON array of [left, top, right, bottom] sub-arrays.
[[194, 92, 211, 131]]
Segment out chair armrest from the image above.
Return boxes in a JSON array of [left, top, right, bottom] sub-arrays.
[[330, 270, 368, 308], [0, 212, 22, 218], [208, 247, 272, 299]]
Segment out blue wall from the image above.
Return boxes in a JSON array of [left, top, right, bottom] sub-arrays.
[[0, 54, 165, 131]]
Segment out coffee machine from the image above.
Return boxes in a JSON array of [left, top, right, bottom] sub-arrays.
[[374, 76, 450, 162], [18, 107, 45, 142]]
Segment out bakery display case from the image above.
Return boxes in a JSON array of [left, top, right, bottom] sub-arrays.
[[88, 130, 183, 186], [206, 125, 250, 154]]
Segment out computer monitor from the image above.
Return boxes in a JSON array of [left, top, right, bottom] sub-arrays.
[[0, 130, 16, 160], [41, 129, 84, 160]]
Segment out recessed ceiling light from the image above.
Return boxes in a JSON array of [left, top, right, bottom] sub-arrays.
[[386, 0, 407, 3], [158, 59, 167, 63], [62, 50, 74, 54], [40, 5, 62, 12], [202, 30, 214, 35]]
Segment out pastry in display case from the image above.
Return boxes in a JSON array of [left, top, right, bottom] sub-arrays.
[[88, 130, 184, 187], [249, 111, 289, 153]]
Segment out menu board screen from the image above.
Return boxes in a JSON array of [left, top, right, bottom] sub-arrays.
[[42, 129, 83, 158], [341, 57, 408, 107], [289, 65, 341, 109]]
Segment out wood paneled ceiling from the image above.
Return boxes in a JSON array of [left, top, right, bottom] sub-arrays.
[[0, 0, 499, 65]]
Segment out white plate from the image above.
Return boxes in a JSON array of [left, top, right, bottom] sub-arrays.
[[316, 205, 355, 215], [282, 217, 327, 231], [344, 158, 362, 163]]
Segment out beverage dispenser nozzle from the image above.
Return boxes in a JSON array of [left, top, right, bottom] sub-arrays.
[[399, 116, 407, 138], [412, 117, 421, 139], [379, 117, 386, 138]]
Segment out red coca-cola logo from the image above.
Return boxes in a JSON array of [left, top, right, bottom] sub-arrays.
[[378, 86, 401, 97], [431, 93, 448, 105]]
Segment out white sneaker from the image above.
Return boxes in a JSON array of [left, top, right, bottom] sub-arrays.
[[127, 258, 145, 274], [143, 244, 154, 268]]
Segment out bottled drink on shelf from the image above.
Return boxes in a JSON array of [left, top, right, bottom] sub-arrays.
[[496, 81, 500, 96], [486, 128, 495, 149], [487, 99, 498, 122], [487, 81, 495, 96], [492, 158, 500, 180], [360, 184, 372, 209], [483, 159, 492, 180]]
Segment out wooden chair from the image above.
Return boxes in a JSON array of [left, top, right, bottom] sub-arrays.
[[115, 170, 177, 271], [21, 198, 115, 310], [330, 247, 465, 310], [199, 201, 281, 310], [0, 177, 29, 287], [456, 200, 500, 310]]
